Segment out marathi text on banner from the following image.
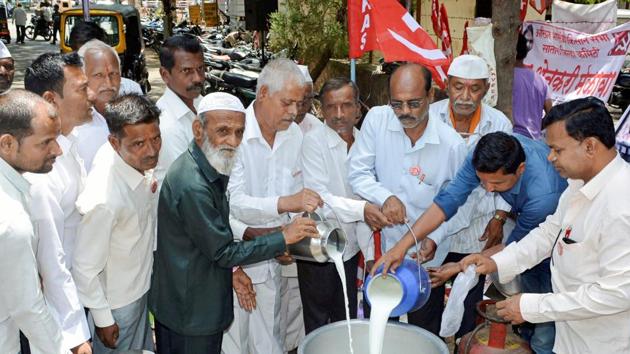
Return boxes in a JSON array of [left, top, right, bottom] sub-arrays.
[[523, 21, 630, 104]]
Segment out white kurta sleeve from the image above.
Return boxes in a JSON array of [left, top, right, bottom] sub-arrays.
[[519, 212, 630, 323], [72, 205, 116, 328], [301, 132, 366, 223], [348, 110, 395, 206], [0, 222, 65, 354], [227, 148, 280, 223], [30, 183, 90, 349]]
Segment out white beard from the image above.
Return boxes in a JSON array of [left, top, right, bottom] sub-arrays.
[[201, 135, 237, 176]]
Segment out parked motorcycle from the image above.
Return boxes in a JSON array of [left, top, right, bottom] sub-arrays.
[[25, 15, 52, 41]]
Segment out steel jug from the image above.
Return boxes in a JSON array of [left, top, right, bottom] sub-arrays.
[[287, 210, 347, 263]]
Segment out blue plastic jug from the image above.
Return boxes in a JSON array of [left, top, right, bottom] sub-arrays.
[[364, 259, 431, 317]]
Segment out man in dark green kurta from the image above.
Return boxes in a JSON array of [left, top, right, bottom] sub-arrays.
[[149, 92, 318, 354]]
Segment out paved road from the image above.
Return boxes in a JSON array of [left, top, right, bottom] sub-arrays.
[[6, 15, 166, 101]]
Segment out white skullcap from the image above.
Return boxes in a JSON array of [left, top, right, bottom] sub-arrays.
[[0, 41, 11, 59], [447, 54, 489, 80], [298, 65, 313, 83], [198, 92, 246, 115]]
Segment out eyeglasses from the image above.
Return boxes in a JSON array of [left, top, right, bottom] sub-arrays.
[[390, 98, 426, 111]]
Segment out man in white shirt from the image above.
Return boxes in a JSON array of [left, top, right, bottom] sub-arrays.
[[462, 97, 630, 354], [300, 76, 390, 334], [73, 40, 124, 171], [24, 52, 94, 354], [348, 63, 467, 334], [223, 59, 323, 354], [425, 55, 513, 339], [0, 89, 65, 354], [277, 64, 322, 353], [72, 94, 161, 354], [295, 65, 322, 135], [154, 34, 205, 184]]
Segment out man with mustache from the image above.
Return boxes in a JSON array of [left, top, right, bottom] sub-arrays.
[[154, 34, 205, 184], [461, 98, 630, 353], [374, 131, 567, 353], [348, 63, 467, 334], [0, 42, 14, 94], [424, 54, 513, 340], [294, 65, 322, 135], [0, 89, 65, 354], [23, 52, 94, 354], [299, 77, 390, 333], [223, 59, 323, 354], [74, 39, 124, 171], [149, 92, 319, 354], [72, 94, 161, 354]]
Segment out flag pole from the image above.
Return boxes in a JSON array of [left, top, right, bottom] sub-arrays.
[[351, 59, 356, 83]]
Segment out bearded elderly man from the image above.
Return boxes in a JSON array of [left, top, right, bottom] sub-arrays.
[[223, 59, 323, 354], [74, 39, 124, 171], [426, 55, 513, 339], [149, 93, 318, 354], [348, 62, 467, 335]]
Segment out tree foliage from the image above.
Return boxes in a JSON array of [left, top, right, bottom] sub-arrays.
[[269, 0, 348, 81]]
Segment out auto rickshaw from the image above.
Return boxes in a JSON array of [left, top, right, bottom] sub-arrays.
[[59, 4, 150, 92], [0, 1, 11, 43]]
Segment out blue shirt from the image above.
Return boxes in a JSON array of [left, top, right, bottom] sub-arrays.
[[434, 134, 567, 245]]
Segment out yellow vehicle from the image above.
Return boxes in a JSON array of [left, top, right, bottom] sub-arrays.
[[60, 4, 150, 92]]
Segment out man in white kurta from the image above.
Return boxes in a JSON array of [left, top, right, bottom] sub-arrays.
[[348, 63, 466, 334], [0, 90, 65, 354], [223, 59, 322, 354], [462, 97, 630, 353]]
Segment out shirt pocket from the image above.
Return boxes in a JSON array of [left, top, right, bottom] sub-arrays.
[[554, 239, 592, 283], [282, 167, 303, 194], [401, 173, 438, 211]]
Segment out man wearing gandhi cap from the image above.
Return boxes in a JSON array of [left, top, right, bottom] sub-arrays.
[[420, 54, 513, 339], [149, 92, 319, 354], [0, 42, 14, 94]]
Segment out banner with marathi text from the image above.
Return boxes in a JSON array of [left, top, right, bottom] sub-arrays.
[[523, 21, 630, 104]]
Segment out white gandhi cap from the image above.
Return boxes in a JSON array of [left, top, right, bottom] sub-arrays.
[[298, 65, 313, 83], [0, 41, 11, 59], [198, 92, 246, 115], [447, 54, 489, 80]]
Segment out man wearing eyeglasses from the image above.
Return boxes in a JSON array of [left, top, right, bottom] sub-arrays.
[[348, 62, 467, 334], [294, 65, 323, 135], [461, 97, 630, 354], [425, 55, 513, 340]]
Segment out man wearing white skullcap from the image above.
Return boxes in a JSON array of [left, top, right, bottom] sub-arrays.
[[149, 92, 319, 354], [0, 41, 14, 94], [419, 53, 513, 340], [295, 64, 322, 135]]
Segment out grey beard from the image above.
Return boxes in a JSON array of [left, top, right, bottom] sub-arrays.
[[201, 135, 237, 176]]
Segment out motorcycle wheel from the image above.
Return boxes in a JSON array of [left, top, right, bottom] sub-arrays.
[[43, 28, 52, 41], [25, 26, 35, 40]]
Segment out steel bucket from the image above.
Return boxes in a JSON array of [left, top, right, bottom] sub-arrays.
[[489, 272, 522, 297], [287, 211, 347, 263], [298, 319, 449, 354]]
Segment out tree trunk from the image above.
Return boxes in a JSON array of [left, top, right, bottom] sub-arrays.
[[491, 0, 521, 121], [162, 0, 174, 37]]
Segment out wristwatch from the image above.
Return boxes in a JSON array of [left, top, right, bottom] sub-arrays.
[[493, 213, 507, 224]]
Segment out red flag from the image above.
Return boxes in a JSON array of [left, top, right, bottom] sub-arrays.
[[460, 20, 469, 56], [529, 0, 549, 15], [520, 0, 528, 22], [439, 4, 452, 60], [348, 0, 450, 87], [349, 0, 378, 58], [431, 0, 441, 37]]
